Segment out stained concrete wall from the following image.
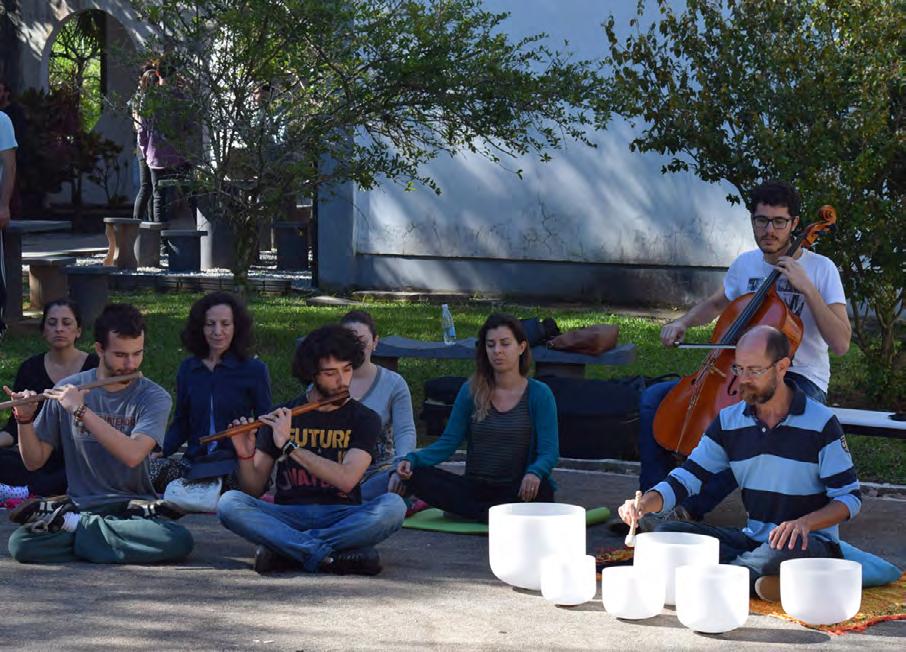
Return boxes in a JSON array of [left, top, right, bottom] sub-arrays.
[[318, 0, 752, 305]]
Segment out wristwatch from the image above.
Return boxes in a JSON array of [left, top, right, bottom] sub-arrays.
[[280, 439, 299, 460]]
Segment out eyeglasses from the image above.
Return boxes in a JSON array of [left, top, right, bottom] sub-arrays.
[[752, 215, 794, 230], [730, 362, 778, 378]]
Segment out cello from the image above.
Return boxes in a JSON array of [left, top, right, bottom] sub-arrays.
[[653, 205, 838, 457]]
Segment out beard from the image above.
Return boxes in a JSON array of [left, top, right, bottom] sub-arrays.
[[757, 232, 792, 256], [312, 377, 347, 400], [740, 375, 777, 405], [101, 354, 137, 378]]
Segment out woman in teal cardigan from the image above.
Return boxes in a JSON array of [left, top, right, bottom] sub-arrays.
[[396, 313, 559, 521]]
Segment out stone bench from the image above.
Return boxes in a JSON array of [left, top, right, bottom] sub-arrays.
[[163, 229, 207, 273], [27, 256, 76, 311], [65, 265, 110, 326], [135, 221, 166, 268], [103, 217, 142, 269], [831, 407, 906, 441]]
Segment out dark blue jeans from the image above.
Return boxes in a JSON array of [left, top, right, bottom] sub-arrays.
[[132, 154, 154, 221], [655, 520, 841, 593], [638, 372, 827, 519]]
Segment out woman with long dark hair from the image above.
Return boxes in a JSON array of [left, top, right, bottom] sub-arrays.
[[157, 291, 271, 489], [0, 299, 98, 499], [396, 313, 559, 521]]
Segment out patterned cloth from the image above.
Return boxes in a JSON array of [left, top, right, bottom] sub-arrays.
[[750, 573, 906, 634]]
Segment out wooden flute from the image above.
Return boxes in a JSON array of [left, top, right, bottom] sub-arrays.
[[198, 391, 350, 445], [0, 372, 144, 410]]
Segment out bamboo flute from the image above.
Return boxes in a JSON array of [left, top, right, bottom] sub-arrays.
[[198, 391, 350, 445], [0, 372, 143, 410]]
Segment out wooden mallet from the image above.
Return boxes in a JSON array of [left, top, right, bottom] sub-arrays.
[[624, 490, 643, 548]]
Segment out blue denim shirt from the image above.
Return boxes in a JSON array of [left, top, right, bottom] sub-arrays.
[[163, 353, 272, 461]]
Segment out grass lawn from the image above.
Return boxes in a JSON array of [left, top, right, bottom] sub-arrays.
[[1, 290, 903, 483]]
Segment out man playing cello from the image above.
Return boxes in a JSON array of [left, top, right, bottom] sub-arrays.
[[638, 180, 851, 524]]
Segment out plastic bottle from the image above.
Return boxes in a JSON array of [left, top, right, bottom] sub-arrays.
[[441, 303, 456, 345]]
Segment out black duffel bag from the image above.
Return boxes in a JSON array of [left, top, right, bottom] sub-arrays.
[[420, 376, 468, 438], [537, 374, 678, 460]]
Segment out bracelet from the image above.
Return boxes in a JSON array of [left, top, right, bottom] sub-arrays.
[[279, 439, 299, 460], [72, 404, 88, 422], [14, 411, 35, 425], [237, 451, 255, 460]]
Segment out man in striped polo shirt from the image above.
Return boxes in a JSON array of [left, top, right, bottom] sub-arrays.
[[618, 325, 860, 601]]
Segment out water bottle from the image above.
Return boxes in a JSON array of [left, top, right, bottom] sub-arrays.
[[441, 304, 456, 345]]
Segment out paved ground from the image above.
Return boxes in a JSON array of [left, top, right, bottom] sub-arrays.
[[1, 466, 903, 651]]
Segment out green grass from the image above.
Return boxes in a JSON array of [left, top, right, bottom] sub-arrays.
[[1, 290, 902, 483]]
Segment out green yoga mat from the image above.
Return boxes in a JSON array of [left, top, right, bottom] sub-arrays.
[[402, 506, 611, 535]]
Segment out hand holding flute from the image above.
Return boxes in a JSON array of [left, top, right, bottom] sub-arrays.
[[1, 372, 144, 422], [3, 385, 81, 423], [2, 387, 40, 424], [200, 391, 350, 451]]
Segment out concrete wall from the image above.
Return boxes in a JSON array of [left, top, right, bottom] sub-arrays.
[[11, 1, 153, 206], [318, 0, 752, 305]]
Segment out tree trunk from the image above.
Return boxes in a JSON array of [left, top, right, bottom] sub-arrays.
[[229, 214, 259, 298]]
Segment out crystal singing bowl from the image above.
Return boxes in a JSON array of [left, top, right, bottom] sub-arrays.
[[632, 532, 719, 605], [540, 554, 597, 606], [488, 503, 586, 591], [675, 564, 750, 633], [600, 566, 665, 620], [780, 558, 862, 625]]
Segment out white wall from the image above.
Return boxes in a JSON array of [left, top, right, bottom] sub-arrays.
[[350, 0, 751, 273]]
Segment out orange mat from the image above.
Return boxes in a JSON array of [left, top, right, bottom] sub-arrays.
[[749, 573, 906, 635]]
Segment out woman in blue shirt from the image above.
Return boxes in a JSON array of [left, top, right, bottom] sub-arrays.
[[156, 292, 271, 490], [396, 313, 559, 521]]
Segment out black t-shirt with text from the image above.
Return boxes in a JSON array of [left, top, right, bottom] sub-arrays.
[[256, 396, 380, 505]]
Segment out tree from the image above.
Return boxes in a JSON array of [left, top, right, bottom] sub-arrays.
[[49, 10, 105, 131], [602, 0, 905, 404], [131, 0, 601, 288]]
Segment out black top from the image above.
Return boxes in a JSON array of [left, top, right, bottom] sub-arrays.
[[256, 396, 380, 506], [3, 352, 100, 443]]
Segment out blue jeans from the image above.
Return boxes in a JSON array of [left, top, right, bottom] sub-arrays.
[[217, 490, 406, 572], [638, 373, 827, 519], [656, 520, 841, 593], [360, 468, 393, 503]]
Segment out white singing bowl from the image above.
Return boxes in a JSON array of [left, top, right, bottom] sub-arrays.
[[675, 564, 749, 633], [601, 566, 665, 620], [488, 503, 586, 591], [540, 554, 597, 606], [780, 558, 862, 625], [633, 532, 719, 605]]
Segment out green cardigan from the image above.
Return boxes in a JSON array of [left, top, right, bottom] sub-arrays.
[[405, 378, 559, 484]]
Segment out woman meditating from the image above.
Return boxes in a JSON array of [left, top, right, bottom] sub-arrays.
[[396, 312, 559, 521], [340, 310, 416, 500], [0, 299, 99, 500], [157, 291, 271, 491]]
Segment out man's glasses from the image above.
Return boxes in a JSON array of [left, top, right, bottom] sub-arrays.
[[752, 215, 794, 230], [730, 361, 778, 378]]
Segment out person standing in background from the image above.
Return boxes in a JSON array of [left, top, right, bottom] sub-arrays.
[[0, 93, 18, 338]]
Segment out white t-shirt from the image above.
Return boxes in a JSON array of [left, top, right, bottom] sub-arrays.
[[0, 111, 16, 188], [0, 111, 16, 150], [723, 249, 846, 392]]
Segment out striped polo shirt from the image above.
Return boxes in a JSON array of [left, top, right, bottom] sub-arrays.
[[653, 382, 861, 543]]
